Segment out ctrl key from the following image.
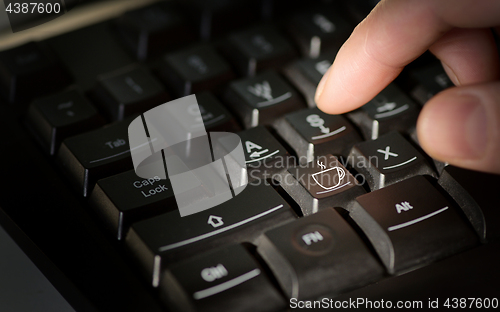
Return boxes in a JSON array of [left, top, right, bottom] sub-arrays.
[[160, 245, 285, 312], [256, 209, 384, 300]]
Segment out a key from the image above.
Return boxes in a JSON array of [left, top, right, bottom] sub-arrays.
[[215, 126, 290, 182], [89, 65, 170, 121], [47, 23, 134, 91], [125, 183, 296, 287], [158, 44, 234, 97], [274, 107, 362, 164], [347, 175, 479, 273], [114, 2, 195, 60], [283, 53, 335, 107], [221, 24, 296, 76], [90, 170, 177, 240], [0, 41, 71, 104], [410, 62, 454, 105], [224, 70, 305, 128], [161, 245, 285, 312], [347, 83, 420, 140], [257, 208, 384, 299], [277, 154, 365, 215], [57, 116, 136, 197], [26, 89, 105, 155], [286, 6, 352, 58], [195, 92, 240, 132], [177, 0, 260, 40], [348, 131, 437, 190]]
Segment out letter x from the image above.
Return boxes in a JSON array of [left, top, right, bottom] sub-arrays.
[[377, 146, 398, 160]]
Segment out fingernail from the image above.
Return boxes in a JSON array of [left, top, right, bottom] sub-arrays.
[[422, 93, 488, 160], [315, 65, 332, 104]]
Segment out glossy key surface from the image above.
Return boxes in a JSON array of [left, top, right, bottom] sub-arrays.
[[348, 176, 479, 273], [349, 131, 436, 190]]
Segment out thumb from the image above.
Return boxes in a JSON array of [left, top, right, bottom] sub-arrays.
[[417, 81, 500, 174]]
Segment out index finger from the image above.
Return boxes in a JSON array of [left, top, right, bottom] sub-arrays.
[[315, 0, 500, 114]]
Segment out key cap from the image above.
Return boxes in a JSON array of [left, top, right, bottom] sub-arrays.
[[257, 208, 384, 299], [26, 89, 105, 155], [114, 2, 195, 60], [0, 41, 71, 104], [224, 71, 305, 128], [158, 44, 234, 97], [221, 24, 296, 76], [215, 126, 290, 182], [347, 175, 479, 273], [274, 107, 362, 164], [347, 83, 420, 140], [125, 183, 296, 287], [57, 116, 136, 197], [277, 154, 365, 215], [90, 170, 177, 240], [438, 166, 487, 241], [89, 65, 170, 121], [286, 6, 352, 58], [161, 245, 285, 312], [283, 53, 335, 107], [178, 0, 260, 40], [195, 92, 240, 132], [409, 62, 454, 105], [348, 131, 437, 190], [47, 22, 134, 91]]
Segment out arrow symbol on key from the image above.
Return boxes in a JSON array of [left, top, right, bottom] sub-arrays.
[[319, 125, 330, 134], [250, 149, 269, 158], [376, 102, 397, 113]]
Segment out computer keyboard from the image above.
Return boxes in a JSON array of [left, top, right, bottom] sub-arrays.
[[1, 0, 499, 311]]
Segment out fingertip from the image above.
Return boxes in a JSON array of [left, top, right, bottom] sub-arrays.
[[417, 83, 500, 173]]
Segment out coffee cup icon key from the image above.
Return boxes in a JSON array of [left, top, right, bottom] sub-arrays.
[[128, 95, 248, 217], [312, 161, 346, 191]]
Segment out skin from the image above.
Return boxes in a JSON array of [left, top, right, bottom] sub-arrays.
[[315, 0, 500, 174]]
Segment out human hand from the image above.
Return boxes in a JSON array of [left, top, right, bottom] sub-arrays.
[[315, 0, 500, 173]]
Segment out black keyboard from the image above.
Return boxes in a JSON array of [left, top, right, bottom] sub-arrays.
[[1, 1, 499, 311]]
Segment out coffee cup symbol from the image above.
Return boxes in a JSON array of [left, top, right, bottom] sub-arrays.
[[312, 161, 346, 190]]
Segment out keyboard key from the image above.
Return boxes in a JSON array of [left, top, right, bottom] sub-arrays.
[[224, 71, 305, 128], [347, 83, 420, 140], [286, 6, 352, 58], [348, 176, 479, 273], [26, 89, 105, 155], [47, 23, 134, 91], [178, 0, 260, 40], [221, 24, 296, 76], [257, 208, 384, 299], [274, 107, 362, 164], [161, 245, 285, 312], [283, 53, 335, 107], [158, 44, 234, 97], [57, 116, 135, 197], [438, 166, 486, 241], [410, 62, 454, 105], [114, 2, 195, 60], [89, 65, 170, 121], [195, 92, 240, 132], [125, 183, 296, 286], [0, 42, 71, 104], [349, 131, 436, 190], [215, 126, 290, 182], [90, 170, 177, 240], [277, 154, 365, 215]]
